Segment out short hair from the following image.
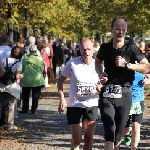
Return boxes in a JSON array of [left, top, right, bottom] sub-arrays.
[[28, 36, 35, 44], [11, 46, 23, 59], [1, 35, 9, 44], [29, 45, 38, 54], [80, 38, 93, 50], [111, 16, 128, 28], [8, 40, 14, 48], [16, 40, 24, 48]]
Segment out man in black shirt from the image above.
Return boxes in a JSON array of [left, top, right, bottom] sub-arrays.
[[95, 16, 148, 150]]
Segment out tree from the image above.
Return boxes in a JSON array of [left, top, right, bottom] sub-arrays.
[[0, 0, 150, 40]]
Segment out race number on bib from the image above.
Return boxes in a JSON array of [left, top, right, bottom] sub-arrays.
[[77, 83, 97, 97], [103, 84, 122, 98]]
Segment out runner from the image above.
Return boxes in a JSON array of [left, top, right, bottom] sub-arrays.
[[123, 72, 150, 149], [57, 38, 102, 150], [95, 16, 148, 150]]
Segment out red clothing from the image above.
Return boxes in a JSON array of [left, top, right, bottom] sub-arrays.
[[49, 43, 54, 58], [41, 49, 50, 67]]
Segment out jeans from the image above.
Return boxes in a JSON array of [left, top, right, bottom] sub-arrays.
[[0, 92, 16, 126]]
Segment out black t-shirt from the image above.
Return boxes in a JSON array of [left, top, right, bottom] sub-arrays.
[[53, 47, 64, 64], [96, 41, 145, 86]]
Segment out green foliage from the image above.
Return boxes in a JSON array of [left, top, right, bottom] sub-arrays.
[[0, 0, 150, 39]]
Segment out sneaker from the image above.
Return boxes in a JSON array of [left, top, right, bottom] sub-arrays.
[[3, 125, 18, 130], [70, 147, 79, 150], [124, 135, 131, 147], [123, 127, 132, 147]]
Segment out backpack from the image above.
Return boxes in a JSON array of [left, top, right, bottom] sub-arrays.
[[0, 58, 19, 85]]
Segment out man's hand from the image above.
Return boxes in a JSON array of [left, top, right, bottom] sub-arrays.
[[115, 56, 126, 67], [100, 72, 108, 85], [96, 84, 103, 92], [58, 98, 67, 114], [57, 75, 68, 114], [100, 77, 108, 85]]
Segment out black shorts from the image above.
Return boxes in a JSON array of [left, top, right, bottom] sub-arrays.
[[66, 106, 98, 125], [125, 102, 145, 127]]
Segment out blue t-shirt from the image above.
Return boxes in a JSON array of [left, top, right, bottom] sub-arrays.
[[132, 72, 145, 103]]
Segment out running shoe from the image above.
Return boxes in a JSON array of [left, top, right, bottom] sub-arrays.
[[124, 135, 131, 147], [3, 125, 18, 130], [123, 127, 132, 147], [70, 146, 79, 150]]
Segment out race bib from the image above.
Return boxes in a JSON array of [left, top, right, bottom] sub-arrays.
[[77, 83, 98, 97], [103, 84, 122, 98], [129, 102, 142, 115]]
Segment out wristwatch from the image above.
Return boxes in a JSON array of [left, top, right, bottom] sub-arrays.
[[125, 62, 130, 69]]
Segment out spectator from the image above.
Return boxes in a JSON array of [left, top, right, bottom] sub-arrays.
[[8, 40, 14, 48], [16, 39, 25, 48], [0, 35, 12, 125], [40, 41, 50, 88], [74, 45, 81, 57], [20, 45, 45, 114], [0, 46, 23, 130], [52, 42, 64, 84], [24, 36, 40, 56], [0, 35, 11, 61]]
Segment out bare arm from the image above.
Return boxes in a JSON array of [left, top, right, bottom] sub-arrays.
[[57, 75, 68, 114], [128, 63, 150, 74], [95, 58, 104, 78], [116, 57, 150, 74], [57, 75, 67, 100], [127, 58, 150, 74]]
